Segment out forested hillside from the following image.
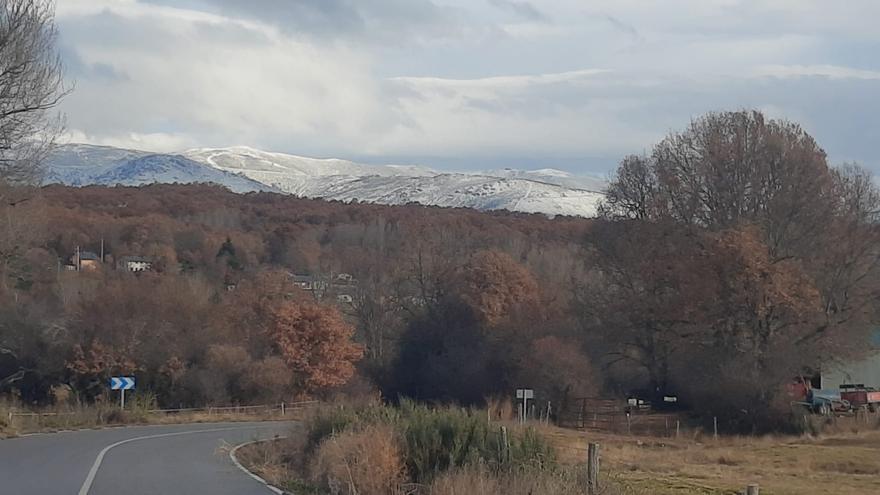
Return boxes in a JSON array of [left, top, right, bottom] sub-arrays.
[[2, 184, 594, 408], [2, 111, 878, 432]]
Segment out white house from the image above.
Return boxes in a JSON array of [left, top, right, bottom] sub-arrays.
[[118, 256, 154, 272]]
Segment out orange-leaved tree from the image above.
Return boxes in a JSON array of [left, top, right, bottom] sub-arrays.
[[458, 250, 540, 327], [267, 300, 363, 395]]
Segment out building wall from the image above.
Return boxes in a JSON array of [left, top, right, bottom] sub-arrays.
[[126, 261, 152, 272], [80, 260, 100, 271], [822, 352, 880, 389]]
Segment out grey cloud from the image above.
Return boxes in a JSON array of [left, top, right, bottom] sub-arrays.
[[138, 0, 468, 43], [59, 41, 129, 82], [488, 0, 547, 22], [603, 15, 642, 42], [56, 1, 880, 174]]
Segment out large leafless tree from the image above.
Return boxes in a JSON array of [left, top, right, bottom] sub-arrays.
[[0, 0, 66, 390], [590, 110, 880, 427], [0, 0, 68, 188]]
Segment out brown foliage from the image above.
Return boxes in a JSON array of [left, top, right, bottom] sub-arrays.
[[268, 301, 363, 394], [458, 250, 540, 326], [66, 341, 139, 378], [518, 336, 598, 406], [309, 425, 405, 495], [243, 356, 293, 402]]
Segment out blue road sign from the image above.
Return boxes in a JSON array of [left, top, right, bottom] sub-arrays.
[[110, 376, 135, 390]]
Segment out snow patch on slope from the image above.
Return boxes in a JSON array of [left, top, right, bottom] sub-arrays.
[[46, 144, 607, 217], [45, 145, 272, 193]]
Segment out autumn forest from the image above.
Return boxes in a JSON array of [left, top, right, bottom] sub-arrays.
[[1, 111, 879, 432]]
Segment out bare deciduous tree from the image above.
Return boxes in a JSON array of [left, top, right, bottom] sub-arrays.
[[592, 110, 880, 429], [0, 0, 68, 187]]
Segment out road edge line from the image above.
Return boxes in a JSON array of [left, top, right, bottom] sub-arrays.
[[78, 425, 276, 495], [229, 438, 291, 495]]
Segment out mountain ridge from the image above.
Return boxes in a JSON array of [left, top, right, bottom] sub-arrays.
[[45, 144, 607, 217]]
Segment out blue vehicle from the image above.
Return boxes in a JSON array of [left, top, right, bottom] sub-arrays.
[[807, 388, 851, 415]]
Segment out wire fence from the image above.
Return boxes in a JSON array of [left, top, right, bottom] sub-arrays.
[[6, 400, 318, 421], [556, 397, 686, 437]]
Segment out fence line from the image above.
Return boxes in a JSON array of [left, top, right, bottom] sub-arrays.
[[7, 400, 318, 419]]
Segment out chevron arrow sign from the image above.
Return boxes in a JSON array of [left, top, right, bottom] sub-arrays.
[[109, 377, 135, 390]]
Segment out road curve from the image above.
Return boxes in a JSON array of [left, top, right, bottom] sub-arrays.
[[0, 421, 294, 495]]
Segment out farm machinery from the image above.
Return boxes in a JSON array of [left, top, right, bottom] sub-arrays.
[[789, 377, 880, 415]]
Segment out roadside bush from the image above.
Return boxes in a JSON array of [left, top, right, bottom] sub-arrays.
[[509, 427, 555, 469], [401, 404, 499, 481], [400, 401, 555, 481], [305, 401, 556, 485], [306, 406, 358, 452], [305, 402, 399, 451], [309, 425, 406, 495]]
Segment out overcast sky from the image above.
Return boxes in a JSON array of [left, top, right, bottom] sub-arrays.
[[56, 0, 880, 174]]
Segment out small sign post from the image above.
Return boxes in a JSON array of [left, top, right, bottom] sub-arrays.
[[110, 376, 136, 409], [516, 388, 534, 423]]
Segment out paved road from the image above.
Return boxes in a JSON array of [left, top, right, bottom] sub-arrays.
[[0, 421, 295, 495]]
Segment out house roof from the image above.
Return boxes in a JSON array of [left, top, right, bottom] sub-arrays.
[[79, 251, 100, 261]]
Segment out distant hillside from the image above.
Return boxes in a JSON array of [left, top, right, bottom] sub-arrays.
[[45, 144, 607, 217]]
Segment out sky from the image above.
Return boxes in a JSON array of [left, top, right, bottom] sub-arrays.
[[55, 0, 880, 175]]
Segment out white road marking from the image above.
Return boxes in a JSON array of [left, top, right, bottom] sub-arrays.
[[77, 425, 277, 495], [229, 439, 287, 495]]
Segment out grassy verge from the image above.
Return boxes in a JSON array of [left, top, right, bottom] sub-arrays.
[[237, 401, 640, 495], [237, 402, 880, 495]]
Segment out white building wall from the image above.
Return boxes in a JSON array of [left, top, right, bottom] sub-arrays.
[[822, 352, 880, 389]]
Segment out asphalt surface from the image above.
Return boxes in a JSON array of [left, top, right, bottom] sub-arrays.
[[0, 421, 294, 495]]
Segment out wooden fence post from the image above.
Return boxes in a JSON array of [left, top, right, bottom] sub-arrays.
[[587, 442, 599, 495], [580, 398, 586, 430], [500, 426, 510, 464], [746, 484, 759, 495], [713, 416, 718, 439], [676, 420, 680, 438]]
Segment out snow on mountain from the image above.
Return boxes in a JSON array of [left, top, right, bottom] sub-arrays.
[[44, 144, 149, 186], [45, 144, 272, 193], [184, 146, 436, 178], [295, 173, 605, 217], [481, 168, 607, 192], [46, 144, 606, 217], [182, 147, 606, 216]]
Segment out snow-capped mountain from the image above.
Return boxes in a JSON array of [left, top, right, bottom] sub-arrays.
[[45, 144, 272, 193], [45, 144, 606, 217], [481, 168, 607, 192], [184, 146, 436, 178]]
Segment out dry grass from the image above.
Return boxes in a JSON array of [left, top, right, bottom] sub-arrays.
[[232, 434, 306, 488], [309, 425, 406, 495], [0, 400, 312, 437], [426, 465, 585, 495], [536, 420, 880, 495], [235, 405, 880, 495], [485, 396, 514, 422]]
